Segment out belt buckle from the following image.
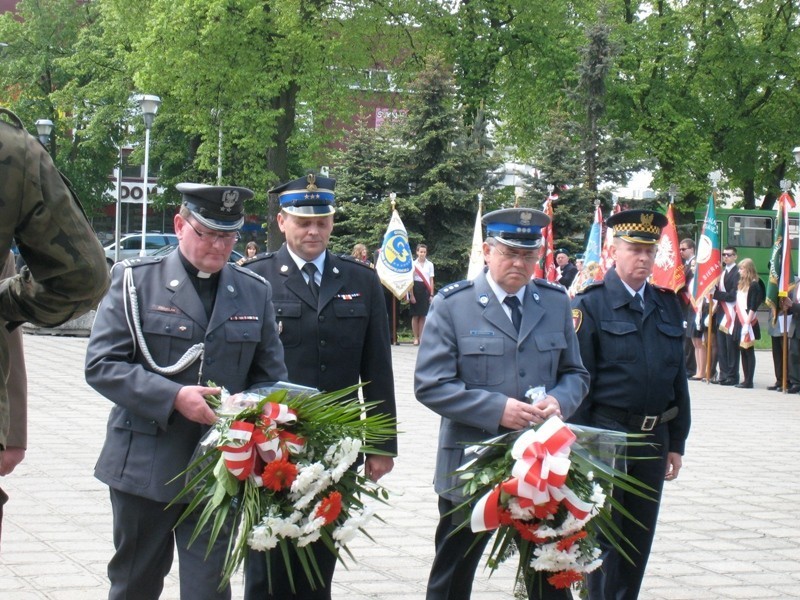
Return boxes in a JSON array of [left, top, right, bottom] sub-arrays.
[[641, 415, 658, 431]]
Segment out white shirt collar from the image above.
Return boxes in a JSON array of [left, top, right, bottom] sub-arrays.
[[286, 247, 326, 275], [620, 279, 646, 299], [485, 272, 526, 305]]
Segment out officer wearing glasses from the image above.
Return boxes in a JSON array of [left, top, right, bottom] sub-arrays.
[[86, 183, 288, 600], [415, 207, 589, 600], [570, 209, 691, 600]]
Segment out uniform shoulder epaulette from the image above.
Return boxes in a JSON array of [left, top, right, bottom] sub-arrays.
[[438, 280, 473, 298], [575, 279, 605, 294], [533, 278, 568, 294], [245, 251, 276, 265], [339, 254, 375, 270], [120, 255, 162, 269], [230, 262, 267, 284], [650, 283, 677, 294]]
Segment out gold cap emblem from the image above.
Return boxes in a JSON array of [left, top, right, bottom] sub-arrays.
[[306, 173, 318, 191]]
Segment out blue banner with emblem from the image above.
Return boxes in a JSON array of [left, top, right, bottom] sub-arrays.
[[376, 208, 414, 300]]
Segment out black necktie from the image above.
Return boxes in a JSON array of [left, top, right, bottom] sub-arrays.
[[302, 262, 319, 303], [631, 292, 644, 313], [503, 295, 522, 332]]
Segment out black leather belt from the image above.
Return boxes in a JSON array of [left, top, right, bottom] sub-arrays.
[[592, 405, 679, 432]]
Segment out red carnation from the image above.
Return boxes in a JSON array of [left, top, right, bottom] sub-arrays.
[[547, 569, 583, 589], [261, 457, 298, 492], [315, 491, 343, 525], [556, 530, 588, 551]]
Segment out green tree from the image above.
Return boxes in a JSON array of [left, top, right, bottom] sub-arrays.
[[386, 54, 501, 284], [334, 54, 502, 284], [0, 0, 120, 215]]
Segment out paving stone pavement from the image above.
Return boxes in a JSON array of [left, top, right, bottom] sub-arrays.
[[2, 334, 800, 599]]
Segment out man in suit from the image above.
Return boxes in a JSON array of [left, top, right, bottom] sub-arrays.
[[85, 184, 288, 600], [679, 239, 697, 376], [713, 246, 740, 385], [570, 209, 691, 600], [555, 248, 578, 288], [244, 173, 397, 600], [414, 207, 589, 600]]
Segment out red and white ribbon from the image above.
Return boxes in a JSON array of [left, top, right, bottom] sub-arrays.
[[217, 402, 305, 480], [471, 417, 591, 532]]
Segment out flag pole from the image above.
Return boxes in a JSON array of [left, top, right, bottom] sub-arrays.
[[390, 192, 398, 346], [705, 172, 722, 383]]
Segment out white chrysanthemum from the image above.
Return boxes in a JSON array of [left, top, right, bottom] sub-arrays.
[[291, 462, 325, 495], [297, 516, 326, 547], [247, 523, 279, 551], [325, 438, 362, 482], [333, 506, 375, 546], [590, 483, 606, 508]]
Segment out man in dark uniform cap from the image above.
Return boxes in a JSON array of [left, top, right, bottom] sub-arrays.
[[414, 207, 589, 600], [570, 209, 691, 600], [555, 248, 578, 288], [86, 183, 288, 600], [244, 173, 397, 600]]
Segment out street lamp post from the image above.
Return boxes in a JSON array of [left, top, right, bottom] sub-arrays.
[[35, 119, 54, 151], [137, 94, 161, 257]]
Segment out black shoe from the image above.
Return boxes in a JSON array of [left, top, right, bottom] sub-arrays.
[[767, 383, 780, 391], [788, 385, 800, 394], [720, 379, 738, 386], [710, 377, 720, 384], [734, 383, 753, 389]]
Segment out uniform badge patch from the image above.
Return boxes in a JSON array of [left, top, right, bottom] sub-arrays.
[[572, 308, 583, 333]]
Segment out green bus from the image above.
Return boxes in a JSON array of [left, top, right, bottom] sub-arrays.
[[693, 206, 799, 287]]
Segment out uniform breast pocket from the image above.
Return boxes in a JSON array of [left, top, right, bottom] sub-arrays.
[[533, 331, 568, 383], [274, 301, 303, 348], [333, 301, 368, 348], [459, 336, 505, 386], [224, 321, 262, 367], [599, 320, 639, 363], [141, 312, 195, 363], [656, 322, 685, 366]]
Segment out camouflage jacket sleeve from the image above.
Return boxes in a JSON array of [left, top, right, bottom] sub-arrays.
[[0, 109, 110, 330]]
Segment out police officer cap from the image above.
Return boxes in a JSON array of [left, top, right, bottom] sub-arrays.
[[270, 172, 336, 217], [482, 207, 550, 249], [176, 183, 251, 232], [606, 209, 668, 245]]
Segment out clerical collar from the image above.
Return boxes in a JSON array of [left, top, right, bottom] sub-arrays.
[[178, 251, 217, 280]]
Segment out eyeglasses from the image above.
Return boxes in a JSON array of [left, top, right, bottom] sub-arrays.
[[722, 252, 735, 257], [679, 247, 691, 252], [493, 246, 539, 264], [185, 220, 240, 244]]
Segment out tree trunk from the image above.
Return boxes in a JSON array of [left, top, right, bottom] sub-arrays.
[[265, 82, 298, 251]]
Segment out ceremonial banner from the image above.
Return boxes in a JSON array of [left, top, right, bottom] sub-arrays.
[[692, 195, 722, 305], [765, 191, 796, 323], [583, 205, 603, 266], [652, 204, 686, 292], [599, 202, 620, 278], [467, 198, 485, 280], [376, 208, 414, 300]]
